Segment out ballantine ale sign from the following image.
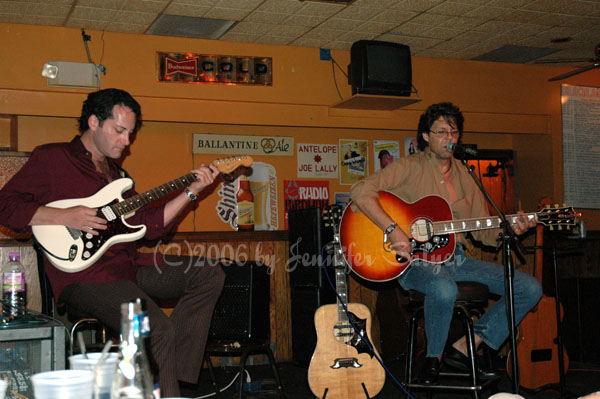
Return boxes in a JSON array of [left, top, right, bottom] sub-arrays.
[[193, 134, 294, 156]]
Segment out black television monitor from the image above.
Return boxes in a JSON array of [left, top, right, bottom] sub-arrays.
[[349, 40, 412, 97]]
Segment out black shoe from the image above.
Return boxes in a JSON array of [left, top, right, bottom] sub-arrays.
[[443, 346, 500, 380], [419, 357, 440, 384]]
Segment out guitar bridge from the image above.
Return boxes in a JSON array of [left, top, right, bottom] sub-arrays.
[[330, 357, 362, 369]]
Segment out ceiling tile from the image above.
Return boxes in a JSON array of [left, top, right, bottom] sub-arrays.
[[438, 16, 482, 31], [255, 0, 304, 14], [392, 0, 445, 13], [419, 26, 463, 40], [296, 2, 345, 17], [398, 35, 443, 49], [25, 4, 71, 17], [318, 18, 359, 31], [451, 0, 492, 5], [352, 0, 398, 8], [496, 9, 546, 24], [389, 22, 432, 36], [205, 7, 251, 21], [429, 1, 481, 16], [229, 21, 274, 34], [255, 35, 291, 45], [290, 37, 329, 48], [521, 0, 571, 13], [408, 12, 453, 27], [414, 47, 460, 59], [105, 22, 147, 33], [123, 0, 169, 13], [0, 13, 24, 23], [335, 6, 383, 21], [283, 14, 327, 28], [164, 4, 210, 17], [353, 21, 398, 35], [472, 20, 520, 34], [485, 0, 531, 7], [302, 27, 346, 41], [220, 31, 261, 42], [245, 11, 290, 24], [266, 24, 310, 37], [77, 0, 125, 9], [338, 30, 376, 43], [371, 9, 418, 24], [113, 10, 156, 24], [325, 40, 353, 50], [0, 1, 27, 15], [71, 6, 118, 21], [464, 6, 510, 20], [172, 0, 218, 5], [21, 15, 65, 25], [65, 18, 109, 30], [215, 0, 263, 11]]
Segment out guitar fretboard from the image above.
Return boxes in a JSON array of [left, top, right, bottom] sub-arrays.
[[110, 172, 197, 216], [433, 213, 536, 235], [333, 234, 350, 324]]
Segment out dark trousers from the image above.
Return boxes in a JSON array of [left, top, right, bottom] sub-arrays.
[[60, 258, 226, 397]]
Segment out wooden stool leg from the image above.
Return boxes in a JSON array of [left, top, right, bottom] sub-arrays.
[[203, 354, 224, 399]]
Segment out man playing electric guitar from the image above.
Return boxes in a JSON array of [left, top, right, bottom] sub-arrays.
[[0, 88, 226, 397], [349, 102, 542, 384]]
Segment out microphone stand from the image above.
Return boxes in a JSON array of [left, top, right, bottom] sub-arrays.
[[459, 155, 526, 394]]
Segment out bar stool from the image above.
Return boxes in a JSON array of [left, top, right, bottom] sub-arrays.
[[203, 339, 286, 399], [404, 281, 500, 399]]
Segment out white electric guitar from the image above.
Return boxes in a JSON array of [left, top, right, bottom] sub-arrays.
[[32, 155, 252, 273]]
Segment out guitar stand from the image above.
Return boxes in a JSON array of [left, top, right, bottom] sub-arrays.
[[319, 382, 372, 399]]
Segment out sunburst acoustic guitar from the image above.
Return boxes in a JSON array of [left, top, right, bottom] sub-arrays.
[[307, 205, 385, 399], [340, 191, 580, 282], [33, 155, 252, 273]]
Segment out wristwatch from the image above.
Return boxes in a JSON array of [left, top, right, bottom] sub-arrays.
[[384, 222, 398, 235], [184, 188, 198, 201]]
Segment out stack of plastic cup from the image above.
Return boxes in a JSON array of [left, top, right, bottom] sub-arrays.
[[0, 379, 6, 399], [31, 370, 94, 399], [69, 353, 119, 399]]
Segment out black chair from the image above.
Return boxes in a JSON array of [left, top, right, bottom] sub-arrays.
[[404, 281, 500, 399], [35, 245, 116, 355], [203, 339, 285, 399]]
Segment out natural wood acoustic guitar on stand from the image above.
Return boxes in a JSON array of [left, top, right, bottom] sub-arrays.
[[307, 205, 385, 399], [508, 199, 570, 390]]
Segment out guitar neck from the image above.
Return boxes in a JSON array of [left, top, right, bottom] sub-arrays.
[[433, 212, 537, 235], [112, 172, 197, 216], [333, 232, 350, 323]]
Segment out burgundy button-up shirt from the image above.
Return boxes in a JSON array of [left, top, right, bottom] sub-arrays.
[[0, 136, 175, 302]]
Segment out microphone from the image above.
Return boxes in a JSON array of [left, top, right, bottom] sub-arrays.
[[446, 142, 479, 157]]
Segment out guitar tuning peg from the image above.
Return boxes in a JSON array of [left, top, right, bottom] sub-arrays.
[[554, 203, 559, 208], [558, 225, 563, 231], [545, 204, 551, 209], [549, 226, 554, 231], [562, 203, 566, 207]]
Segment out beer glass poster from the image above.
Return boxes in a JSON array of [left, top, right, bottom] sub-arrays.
[[340, 139, 368, 185]]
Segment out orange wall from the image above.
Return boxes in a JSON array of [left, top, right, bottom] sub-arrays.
[[1, 23, 599, 231]]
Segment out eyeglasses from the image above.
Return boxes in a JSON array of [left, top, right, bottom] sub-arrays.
[[429, 129, 459, 137]]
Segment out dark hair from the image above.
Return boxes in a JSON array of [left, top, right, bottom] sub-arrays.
[[416, 102, 464, 150], [78, 88, 142, 134], [378, 150, 390, 159]]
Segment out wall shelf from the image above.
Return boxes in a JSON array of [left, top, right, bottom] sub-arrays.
[[331, 94, 421, 111]]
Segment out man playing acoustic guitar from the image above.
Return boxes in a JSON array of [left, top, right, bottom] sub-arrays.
[[0, 88, 226, 397], [349, 102, 542, 384]]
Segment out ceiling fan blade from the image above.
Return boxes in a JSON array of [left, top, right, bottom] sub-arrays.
[[548, 63, 599, 81], [535, 57, 595, 64]]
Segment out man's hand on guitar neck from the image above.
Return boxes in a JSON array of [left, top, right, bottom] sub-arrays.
[[512, 210, 536, 235], [187, 164, 220, 196]]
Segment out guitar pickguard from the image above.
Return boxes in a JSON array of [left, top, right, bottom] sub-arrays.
[[345, 312, 376, 358], [397, 234, 451, 262]]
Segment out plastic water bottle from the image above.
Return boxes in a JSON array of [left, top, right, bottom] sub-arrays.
[[111, 301, 154, 399], [2, 252, 26, 318]]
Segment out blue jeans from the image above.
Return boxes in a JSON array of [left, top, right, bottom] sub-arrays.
[[398, 244, 542, 357]]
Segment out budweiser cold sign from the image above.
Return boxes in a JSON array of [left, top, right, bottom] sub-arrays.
[[157, 52, 272, 85]]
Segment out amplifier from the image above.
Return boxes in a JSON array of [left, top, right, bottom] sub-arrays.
[[208, 261, 270, 342]]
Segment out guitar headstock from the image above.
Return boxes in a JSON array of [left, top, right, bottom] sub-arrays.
[[322, 205, 343, 234], [213, 155, 253, 174], [537, 204, 581, 230]]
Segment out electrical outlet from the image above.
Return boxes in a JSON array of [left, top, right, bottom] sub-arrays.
[[320, 48, 331, 61]]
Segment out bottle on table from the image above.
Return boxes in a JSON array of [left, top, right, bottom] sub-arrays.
[[2, 252, 26, 318], [111, 301, 154, 399]]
